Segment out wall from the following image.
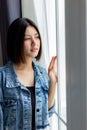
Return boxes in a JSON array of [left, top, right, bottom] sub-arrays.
[[65, 0, 86, 130], [21, 0, 37, 23]]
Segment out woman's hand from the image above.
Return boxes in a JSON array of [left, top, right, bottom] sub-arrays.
[[48, 56, 58, 109], [48, 56, 58, 84]]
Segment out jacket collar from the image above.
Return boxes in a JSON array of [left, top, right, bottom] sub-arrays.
[[5, 61, 21, 88], [5, 61, 46, 89]]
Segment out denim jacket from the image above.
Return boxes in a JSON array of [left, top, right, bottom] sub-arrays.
[[0, 61, 55, 130]]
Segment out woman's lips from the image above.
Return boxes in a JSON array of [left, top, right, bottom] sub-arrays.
[[31, 48, 38, 52]]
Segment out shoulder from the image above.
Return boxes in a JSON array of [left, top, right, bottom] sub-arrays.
[[0, 61, 13, 82], [0, 64, 8, 87], [37, 65, 47, 74], [34, 64, 50, 89], [0, 65, 6, 78], [35, 63, 48, 77], [0, 66, 6, 101], [33, 62, 49, 78], [0, 62, 10, 75]]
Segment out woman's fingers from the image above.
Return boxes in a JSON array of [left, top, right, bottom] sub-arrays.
[[48, 56, 55, 70], [54, 56, 57, 70], [48, 56, 57, 70]]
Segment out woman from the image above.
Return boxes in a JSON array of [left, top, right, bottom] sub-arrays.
[[0, 18, 58, 130]]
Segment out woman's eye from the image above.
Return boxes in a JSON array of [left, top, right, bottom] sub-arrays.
[[35, 36, 40, 39], [24, 38, 31, 40]]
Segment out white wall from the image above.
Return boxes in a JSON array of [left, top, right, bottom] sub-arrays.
[[21, 0, 37, 24], [65, 0, 86, 130]]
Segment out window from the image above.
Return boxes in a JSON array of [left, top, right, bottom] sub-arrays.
[[22, 0, 67, 129], [57, 0, 67, 123], [50, 0, 67, 129], [55, 0, 67, 129]]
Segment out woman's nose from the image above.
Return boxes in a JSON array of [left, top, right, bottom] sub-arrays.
[[31, 37, 36, 45]]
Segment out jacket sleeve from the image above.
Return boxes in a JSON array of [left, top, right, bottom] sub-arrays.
[[48, 102, 55, 117], [42, 67, 55, 117], [0, 72, 3, 130], [38, 66, 55, 117]]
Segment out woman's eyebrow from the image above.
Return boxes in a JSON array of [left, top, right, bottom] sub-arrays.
[[24, 34, 31, 37], [25, 33, 39, 37]]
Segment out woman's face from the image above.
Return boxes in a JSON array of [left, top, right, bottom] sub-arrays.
[[23, 26, 40, 59]]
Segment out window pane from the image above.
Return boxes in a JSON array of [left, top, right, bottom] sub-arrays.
[[57, 0, 67, 123], [50, 113, 59, 130], [59, 120, 67, 130]]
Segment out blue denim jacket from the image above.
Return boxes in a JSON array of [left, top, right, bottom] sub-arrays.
[[0, 61, 55, 130]]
